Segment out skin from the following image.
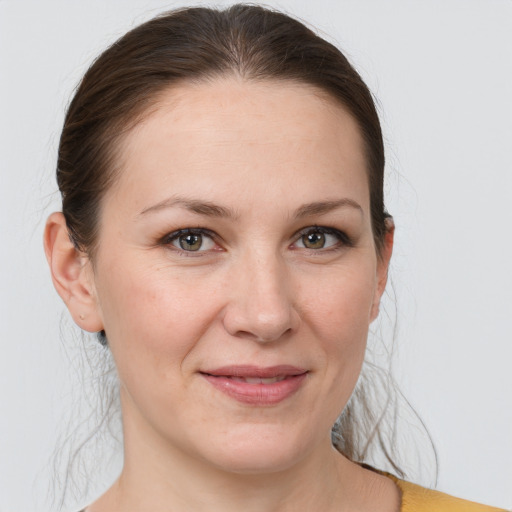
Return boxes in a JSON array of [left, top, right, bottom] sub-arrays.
[[45, 78, 398, 511]]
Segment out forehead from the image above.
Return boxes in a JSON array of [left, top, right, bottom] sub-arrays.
[[113, 78, 369, 215]]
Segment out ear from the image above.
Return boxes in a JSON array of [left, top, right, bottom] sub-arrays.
[[44, 212, 104, 333], [370, 217, 395, 322]]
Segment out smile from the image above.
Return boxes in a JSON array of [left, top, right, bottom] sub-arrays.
[[230, 376, 287, 384], [200, 365, 308, 405]]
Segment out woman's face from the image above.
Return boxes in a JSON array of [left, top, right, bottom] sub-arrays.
[[86, 79, 391, 473]]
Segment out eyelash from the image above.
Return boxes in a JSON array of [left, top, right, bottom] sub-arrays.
[[161, 228, 220, 256], [160, 226, 353, 256], [294, 226, 354, 251]]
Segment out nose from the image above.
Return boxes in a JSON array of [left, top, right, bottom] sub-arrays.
[[222, 251, 300, 343]]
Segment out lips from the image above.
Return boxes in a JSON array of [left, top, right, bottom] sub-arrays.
[[230, 375, 287, 384], [200, 365, 308, 405]]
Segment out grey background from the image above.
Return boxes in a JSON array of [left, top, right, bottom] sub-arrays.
[[1, 0, 511, 510]]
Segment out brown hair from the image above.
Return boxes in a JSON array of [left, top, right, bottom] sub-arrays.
[[56, 4, 412, 476], [58, 4, 387, 260]]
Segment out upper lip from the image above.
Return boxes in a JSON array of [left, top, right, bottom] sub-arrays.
[[201, 365, 307, 378]]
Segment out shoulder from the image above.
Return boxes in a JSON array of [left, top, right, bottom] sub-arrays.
[[392, 478, 507, 512], [359, 464, 507, 512]]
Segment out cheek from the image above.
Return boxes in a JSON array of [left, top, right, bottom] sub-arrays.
[[94, 256, 222, 382], [303, 263, 377, 345], [301, 264, 377, 398]]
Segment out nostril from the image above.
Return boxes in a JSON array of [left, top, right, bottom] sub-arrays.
[[232, 325, 294, 343]]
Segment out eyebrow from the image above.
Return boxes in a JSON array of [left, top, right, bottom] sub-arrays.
[[139, 196, 362, 219], [139, 197, 238, 218], [293, 198, 363, 219]]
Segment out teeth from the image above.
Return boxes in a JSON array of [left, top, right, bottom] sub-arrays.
[[231, 376, 287, 384]]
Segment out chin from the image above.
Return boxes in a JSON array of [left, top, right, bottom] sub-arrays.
[[195, 423, 321, 475]]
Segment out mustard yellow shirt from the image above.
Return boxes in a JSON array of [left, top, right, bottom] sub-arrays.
[[78, 473, 508, 511], [388, 474, 508, 512]]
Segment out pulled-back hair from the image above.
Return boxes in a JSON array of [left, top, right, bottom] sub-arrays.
[[58, 4, 386, 259], [54, 5, 434, 503]]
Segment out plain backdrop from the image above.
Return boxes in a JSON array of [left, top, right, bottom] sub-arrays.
[[1, 0, 511, 510]]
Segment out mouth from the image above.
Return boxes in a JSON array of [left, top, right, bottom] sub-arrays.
[[200, 365, 308, 405], [228, 375, 289, 384]]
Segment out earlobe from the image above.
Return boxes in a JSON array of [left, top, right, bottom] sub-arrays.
[[370, 217, 395, 321], [44, 212, 104, 333]]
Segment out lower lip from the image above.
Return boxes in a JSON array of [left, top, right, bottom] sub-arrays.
[[202, 373, 308, 405]]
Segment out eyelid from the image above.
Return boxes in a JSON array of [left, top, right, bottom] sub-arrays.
[[292, 225, 353, 249], [161, 227, 222, 255], [162, 227, 216, 242], [160, 225, 353, 255]]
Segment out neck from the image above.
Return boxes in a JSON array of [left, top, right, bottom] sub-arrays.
[[116, 430, 349, 512], [89, 391, 400, 512]]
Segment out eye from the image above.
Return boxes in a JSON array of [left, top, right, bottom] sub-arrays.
[[293, 227, 350, 250], [301, 231, 328, 249], [164, 229, 218, 253]]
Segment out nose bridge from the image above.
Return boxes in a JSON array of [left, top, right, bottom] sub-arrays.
[[223, 245, 298, 342]]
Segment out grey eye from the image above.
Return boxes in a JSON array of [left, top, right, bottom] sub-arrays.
[[295, 229, 341, 250], [170, 231, 216, 252], [178, 233, 203, 251], [302, 232, 326, 249]]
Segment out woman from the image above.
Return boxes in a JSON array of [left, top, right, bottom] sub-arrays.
[[43, 4, 507, 512]]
